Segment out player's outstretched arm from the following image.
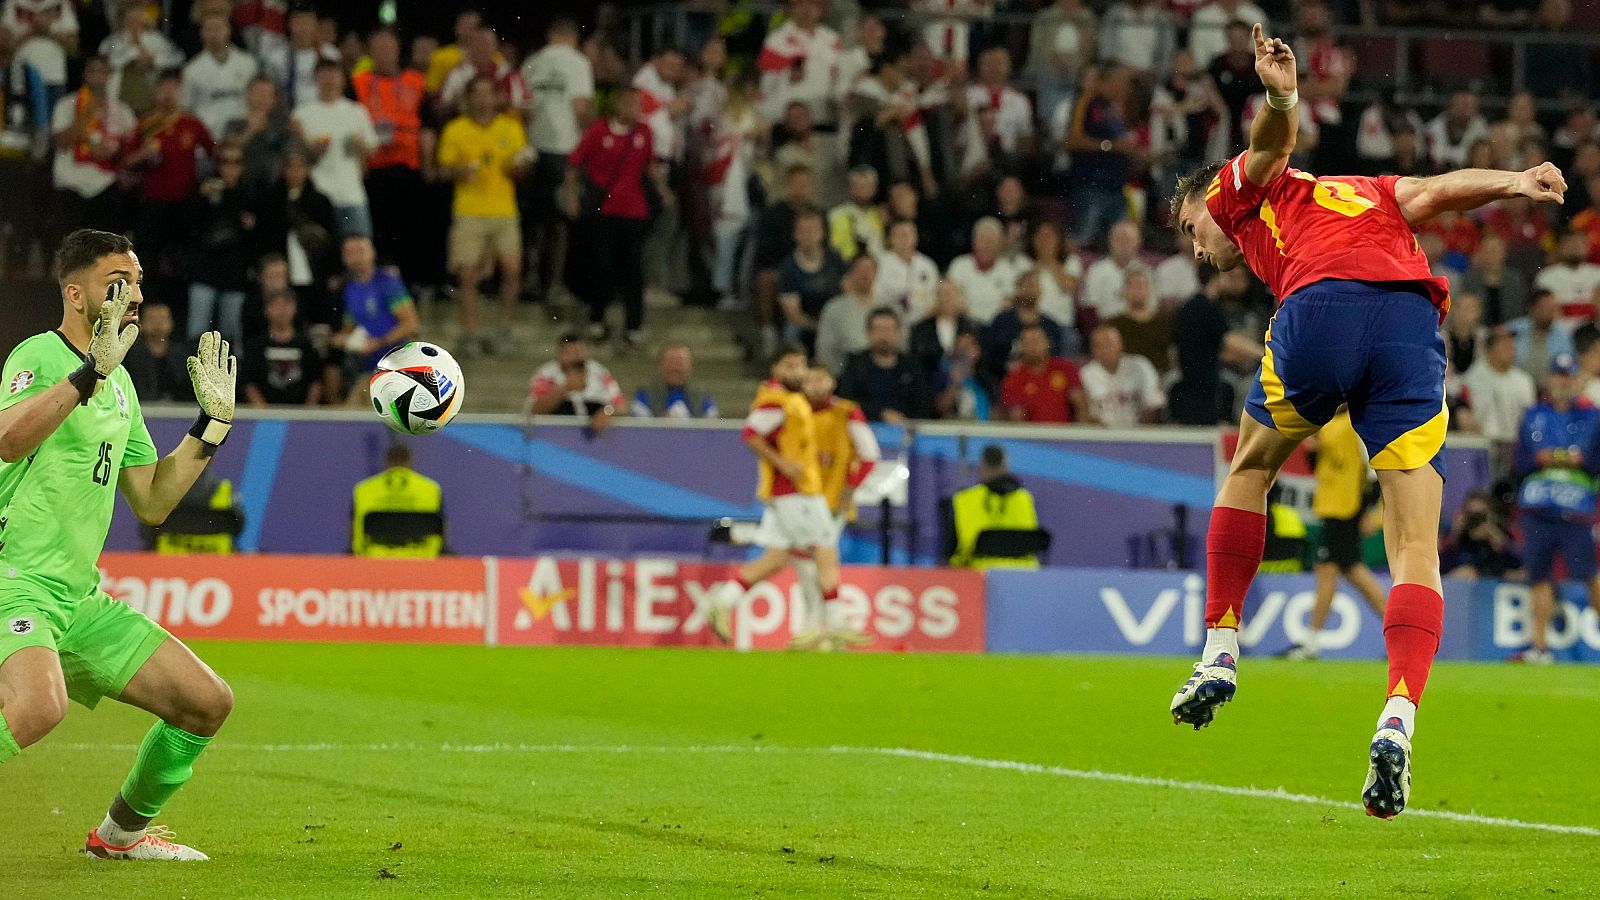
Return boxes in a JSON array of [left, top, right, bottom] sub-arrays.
[[1243, 23, 1298, 187], [1393, 162, 1567, 226], [118, 332, 236, 526]]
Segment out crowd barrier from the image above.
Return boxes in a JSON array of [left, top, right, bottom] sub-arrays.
[[97, 553, 1598, 663], [123, 410, 1493, 570]]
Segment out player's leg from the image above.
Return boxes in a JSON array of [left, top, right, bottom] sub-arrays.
[[1344, 564, 1388, 616], [0, 590, 71, 760], [707, 548, 791, 644], [790, 552, 825, 649], [0, 646, 70, 761], [1291, 560, 1341, 660], [62, 593, 229, 860], [1550, 522, 1600, 663], [1361, 464, 1443, 818], [1171, 414, 1303, 727]]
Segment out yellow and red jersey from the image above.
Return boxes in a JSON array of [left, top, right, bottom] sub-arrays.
[[744, 381, 822, 501], [1206, 152, 1451, 316], [810, 397, 881, 516]]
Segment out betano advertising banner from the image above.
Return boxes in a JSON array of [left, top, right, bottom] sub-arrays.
[[986, 569, 1477, 660], [494, 557, 986, 652], [98, 553, 491, 643]]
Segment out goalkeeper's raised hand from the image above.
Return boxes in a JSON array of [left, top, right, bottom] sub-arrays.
[[88, 279, 140, 377], [68, 279, 141, 404], [186, 331, 236, 448]]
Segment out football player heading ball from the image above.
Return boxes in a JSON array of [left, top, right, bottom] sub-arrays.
[[1168, 24, 1566, 819]]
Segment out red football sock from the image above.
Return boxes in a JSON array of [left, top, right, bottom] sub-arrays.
[[823, 586, 838, 602], [1205, 506, 1267, 629], [1384, 583, 1444, 705]]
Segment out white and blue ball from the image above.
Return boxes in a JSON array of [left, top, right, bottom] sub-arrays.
[[369, 342, 464, 435]]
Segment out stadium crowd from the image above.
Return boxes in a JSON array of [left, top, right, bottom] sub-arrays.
[[2, 0, 1600, 430]]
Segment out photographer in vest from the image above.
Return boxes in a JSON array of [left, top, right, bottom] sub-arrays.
[[630, 343, 718, 418]]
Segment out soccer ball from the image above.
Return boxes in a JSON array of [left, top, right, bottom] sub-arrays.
[[369, 342, 464, 435]]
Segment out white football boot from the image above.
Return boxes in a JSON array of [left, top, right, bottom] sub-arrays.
[[86, 825, 210, 861]]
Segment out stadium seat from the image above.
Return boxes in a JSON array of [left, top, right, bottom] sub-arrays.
[[973, 528, 1053, 565]]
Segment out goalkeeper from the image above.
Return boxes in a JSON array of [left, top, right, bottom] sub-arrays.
[[0, 229, 237, 861]]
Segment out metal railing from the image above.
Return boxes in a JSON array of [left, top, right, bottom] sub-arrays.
[[614, 3, 1600, 113]]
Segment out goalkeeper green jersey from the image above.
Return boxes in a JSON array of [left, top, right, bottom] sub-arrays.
[[0, 331, 158, 599]]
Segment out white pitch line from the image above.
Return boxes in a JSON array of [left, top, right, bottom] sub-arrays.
[[49, 741, 1600, 837]]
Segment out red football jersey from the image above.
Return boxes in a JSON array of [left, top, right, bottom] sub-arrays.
[[1206, 152, 1451, 315]]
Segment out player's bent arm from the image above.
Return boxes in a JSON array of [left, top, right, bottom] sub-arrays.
[[1243, 23, 1298, 187], [0, 379, 88, 462], [1393, 162, 1567, 226], [117, 437, 215, 526]]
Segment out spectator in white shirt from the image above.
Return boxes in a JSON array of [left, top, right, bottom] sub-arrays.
[[184, 14, 260, 139], [50, 55, 133, 239], [99, 3, 184, 115], [520, 17, 594, 306], [816, 254, 882, 373], [1081, 324, 1165, 427], [2, 0, 77, 91], [528, 332, 625, 433], [1425, 91, 1490, 170], [1188, 0, 1266, 68], [632, 47, 689, 163], [1022, 219, 1083, 330], [1079, 220, 1144, 322], [757, 0, 842, 124], [963, 46, 1034, 159], [292, 59, 378, 238], [946, 217, 1026, 324], [1534, 230, 1600, 324], [264, 6, 337, 110], [1154, 235, 1202, 306], [1460, 328, 1536, 467], [874, 219, 941, 320]]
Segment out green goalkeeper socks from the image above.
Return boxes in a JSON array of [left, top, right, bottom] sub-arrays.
[[0, 710, 18, 763], [114, 721, 213, 825]]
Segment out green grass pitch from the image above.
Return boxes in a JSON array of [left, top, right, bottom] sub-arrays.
[[5, 642, 1598, 898]]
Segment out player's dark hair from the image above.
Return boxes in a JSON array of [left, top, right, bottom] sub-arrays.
[[385, 443, 414, 467], [1171, 159, 1229, 230], [549, 16, 579, 36], [54, 229, 133, 285], [313, 57, 341, 75], [558, 330, 586, 346]]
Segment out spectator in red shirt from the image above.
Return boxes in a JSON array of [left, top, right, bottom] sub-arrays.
[[1001, 323, 1087, 423], [122, 69, 214, 293], [563, 86, 672, 346]]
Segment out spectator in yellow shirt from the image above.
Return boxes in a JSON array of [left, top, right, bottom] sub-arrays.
[[436, 75, 529, 358]]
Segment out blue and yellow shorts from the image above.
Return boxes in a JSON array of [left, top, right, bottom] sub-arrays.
[[1246, 280, 1447, 474]]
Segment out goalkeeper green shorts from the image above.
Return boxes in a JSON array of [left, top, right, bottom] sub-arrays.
[[0, 581, 170, 709]]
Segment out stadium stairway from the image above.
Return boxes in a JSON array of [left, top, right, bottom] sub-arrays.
[[415, 296, 759, 414]]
